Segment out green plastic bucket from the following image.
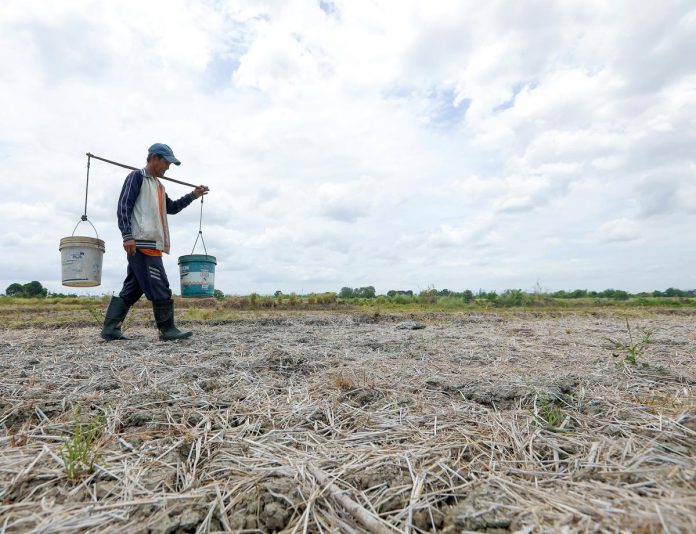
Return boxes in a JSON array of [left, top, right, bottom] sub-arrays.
[[178, 254, 217, 297]]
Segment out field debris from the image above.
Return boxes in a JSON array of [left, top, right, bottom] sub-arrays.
[[395, 321, 426, 330], [1, 311, 695, 532]]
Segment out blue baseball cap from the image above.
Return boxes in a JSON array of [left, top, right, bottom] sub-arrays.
[[148, 143, 181, 165]]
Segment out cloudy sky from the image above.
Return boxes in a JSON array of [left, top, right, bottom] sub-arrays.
[[1, 0, 695, 296]]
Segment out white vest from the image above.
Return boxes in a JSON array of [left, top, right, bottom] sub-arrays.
[[131, 175, 171, 253]]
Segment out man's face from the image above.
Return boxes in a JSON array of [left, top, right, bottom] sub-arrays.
[[152, 156, 171, 177]]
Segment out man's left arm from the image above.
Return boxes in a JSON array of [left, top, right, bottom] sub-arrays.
[[166, 186, 209, 214]]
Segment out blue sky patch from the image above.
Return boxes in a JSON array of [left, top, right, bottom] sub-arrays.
[[202, 53, 241, 91], [318, 0, 337, 16], [429, 88, 470, 130], [493, 80, 538, 112]]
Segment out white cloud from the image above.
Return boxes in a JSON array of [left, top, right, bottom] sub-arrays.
[[427, 214, 497, 248], [1, 0, 695, 295], [596, 218, 642, 243]]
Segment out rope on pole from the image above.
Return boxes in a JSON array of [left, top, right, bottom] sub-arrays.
[[190, 195, 208, 256], [82, 154, 91, 221]]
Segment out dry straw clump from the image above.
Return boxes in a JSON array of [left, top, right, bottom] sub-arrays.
[[0, 310, 695, 532]]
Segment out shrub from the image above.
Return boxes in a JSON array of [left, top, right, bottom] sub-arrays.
[[496, 289, 527, 307], [316, 292, 337, 305], [391, 294, 415, 305]]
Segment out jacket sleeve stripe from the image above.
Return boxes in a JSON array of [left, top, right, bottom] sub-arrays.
[[117, 171, 143, 240]]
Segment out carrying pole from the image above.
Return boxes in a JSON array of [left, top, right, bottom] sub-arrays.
[[86, 153, 203, 189]]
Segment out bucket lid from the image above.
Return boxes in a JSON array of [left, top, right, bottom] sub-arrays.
[[178, 254, 217, 265], [59, 236, 105, 252]]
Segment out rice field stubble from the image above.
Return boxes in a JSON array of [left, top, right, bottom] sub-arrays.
[[0, 310, 695, 533]]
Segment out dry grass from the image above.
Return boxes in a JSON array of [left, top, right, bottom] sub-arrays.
[[0, 311, 695, 533]]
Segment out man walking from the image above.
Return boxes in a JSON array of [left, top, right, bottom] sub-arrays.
[[101, 143, 209, 341]]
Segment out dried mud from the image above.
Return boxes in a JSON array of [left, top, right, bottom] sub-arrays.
[[1, 311, 695, 533]]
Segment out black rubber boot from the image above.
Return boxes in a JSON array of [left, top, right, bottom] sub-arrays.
[[101, 296, 131, 340], [153, 299, 192, 341]]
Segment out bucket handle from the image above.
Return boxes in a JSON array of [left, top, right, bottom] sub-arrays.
[[72, 216, 100, 240], [190, 196, 210, 257], [191, 229, 208, 256]]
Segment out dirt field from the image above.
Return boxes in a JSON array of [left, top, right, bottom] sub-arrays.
[[1, 311, 695, 533]]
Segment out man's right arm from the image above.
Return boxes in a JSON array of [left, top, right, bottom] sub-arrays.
[[117, 170, 143, 255]]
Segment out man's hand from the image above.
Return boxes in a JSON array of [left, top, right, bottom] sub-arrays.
[[192, 185, 209, 199], [123, 239, 137, 256]]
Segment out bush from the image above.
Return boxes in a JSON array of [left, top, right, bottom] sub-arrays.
[[316, 292, 337, 305], [437, 296, 472, 309], [496, 289, 527, 307], [391, 294, 415, 305]]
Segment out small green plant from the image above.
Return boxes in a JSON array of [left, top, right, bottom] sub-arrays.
[[533, 392, 567, 430], [84, 301, 103, 325], [61, 406, 105, 480], [605, 319, 653, 366]]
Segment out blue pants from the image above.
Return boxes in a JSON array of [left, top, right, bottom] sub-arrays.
[[118, 252, 172, 305]]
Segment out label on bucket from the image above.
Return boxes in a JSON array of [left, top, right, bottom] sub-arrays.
[[65, 252, 86, 270], [180, 269, 215, 286]]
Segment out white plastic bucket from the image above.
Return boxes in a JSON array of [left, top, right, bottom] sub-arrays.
[[59, 236, 105, 287]]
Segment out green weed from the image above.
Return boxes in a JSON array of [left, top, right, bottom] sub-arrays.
[[61, 406, 106, 481], [533, 392, 567, 430], [605, 319, 653, 366]]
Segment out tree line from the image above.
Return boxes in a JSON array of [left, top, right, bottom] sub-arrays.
[[339, 287, 696, 300], [4, 280, 695, 301]]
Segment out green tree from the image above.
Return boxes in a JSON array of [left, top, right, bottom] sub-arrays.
[[22, 281, 48, 297], [354, 286, 376, 298], [6, 283, 24, 296], [387, 290, 414, 298], [339, 287, 354, 298]]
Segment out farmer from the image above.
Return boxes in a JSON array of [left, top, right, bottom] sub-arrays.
[[101, 143, 209, 341]]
